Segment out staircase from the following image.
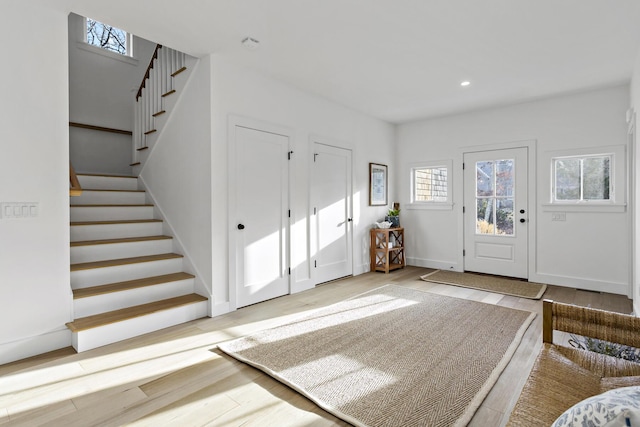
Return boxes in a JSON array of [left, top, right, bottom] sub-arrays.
[[67, 174, 207, 352]]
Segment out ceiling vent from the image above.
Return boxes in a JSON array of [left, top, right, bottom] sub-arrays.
[[241, 37, 260, 50]]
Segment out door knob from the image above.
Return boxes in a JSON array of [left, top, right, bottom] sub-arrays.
[[347, 218, 353, 222], [519, 218, 526, 223], [519, 209, 525, 214], [237, 224, 245, 230]]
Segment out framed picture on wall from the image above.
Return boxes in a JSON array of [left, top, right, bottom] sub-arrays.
[[369, 163, 388, 206]]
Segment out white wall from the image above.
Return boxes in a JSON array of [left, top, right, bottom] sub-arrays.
[[210, 55, 396, 312], [630, 49, 640, 314], [69, 127, 133, 175], [68, 13, 156, 174], [0, 1, 72, 364], [139, 59, 213, 306], [397, 85, 631, 295]]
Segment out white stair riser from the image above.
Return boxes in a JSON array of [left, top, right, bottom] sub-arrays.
[[77, 175, 138, 190], [71, 300, 207, 352], [71, 258, 183, 288], [71, 222, 163, 242], [71, 239, 173, 263], [74, 278, 195, 318], [70, 206, 154, 222], [72, 191, 146, 205]]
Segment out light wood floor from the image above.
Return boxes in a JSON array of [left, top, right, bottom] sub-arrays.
[[0, 266, 632, 427]]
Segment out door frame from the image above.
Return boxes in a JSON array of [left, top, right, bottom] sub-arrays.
[[458, 140, 537, 279], [309, 135, 354, 286], [228, 115, 294, 310]]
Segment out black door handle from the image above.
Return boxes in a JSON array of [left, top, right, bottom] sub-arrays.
[[519, 218, 526, 223], [237, 224, 245, 230], [519, 209, 525, 214], [347, 218, 352, 222]]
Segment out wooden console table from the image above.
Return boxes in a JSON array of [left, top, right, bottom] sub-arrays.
[[370, 227, 405, 273]]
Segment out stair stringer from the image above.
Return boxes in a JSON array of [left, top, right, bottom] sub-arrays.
[[132, 55, 199, 174], [138, 174, 213, 316]]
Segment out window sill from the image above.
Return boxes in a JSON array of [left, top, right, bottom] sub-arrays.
[[406, 202, 454, 211], [542, 203, 627, 213], [76, 42, 139, 66]]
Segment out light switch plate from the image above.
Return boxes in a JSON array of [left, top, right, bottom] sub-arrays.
[[0, 202, 38, 219]]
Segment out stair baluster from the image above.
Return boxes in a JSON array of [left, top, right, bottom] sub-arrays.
[[133, 45, 187, 167]]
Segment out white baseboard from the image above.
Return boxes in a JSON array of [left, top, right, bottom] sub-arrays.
[[407, 257, 460, 272], [529, 272, 629, 296], [291, 278, 314, 294], [353, 263, 369, 276], [211, 301, 231, 317], [0, 328, 72, 365]]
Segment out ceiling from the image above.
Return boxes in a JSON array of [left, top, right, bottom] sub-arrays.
[[64, 0, 640, 124]]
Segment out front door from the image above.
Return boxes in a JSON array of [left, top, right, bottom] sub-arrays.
[[311, 142, 353, 284], [233, 125, 290, 307], [463, 147, 528, 278]]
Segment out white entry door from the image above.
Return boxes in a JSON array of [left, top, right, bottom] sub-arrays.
[[233, 125, 290, 308], [311, 142, 353, 284], [463, 147, 528, 278]]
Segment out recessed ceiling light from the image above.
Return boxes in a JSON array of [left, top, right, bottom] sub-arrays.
[[460, 81, 471, 87]]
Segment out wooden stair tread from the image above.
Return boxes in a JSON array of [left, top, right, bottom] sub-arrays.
[[71, 253, 183, 271], [130, 162, 141, 166], [71, 219, 162, 226], [171, 66, 187, 77], [77, 173, 137, 179], [80, 188, 145, 193], [71, 235, 172, 247], [73, 272, 195, 299], [152, 110, 166, 117], [162, 89, 176, 97], [70, 204, 153, 207], [143, 130, 157, 135], [137, 146, 149, 151], [66, 294, 207, 332]]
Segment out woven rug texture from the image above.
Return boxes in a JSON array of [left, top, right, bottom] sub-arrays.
[[420, 270, 547, 300], [218, 285, 535, 427]]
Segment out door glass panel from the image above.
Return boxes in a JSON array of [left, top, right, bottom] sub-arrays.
[[476, 198, 495, 234], [496, 198, 514, 235], [476, 161, 494, 197], [475, 159, 515, 236], [495, 160, 514, 197]]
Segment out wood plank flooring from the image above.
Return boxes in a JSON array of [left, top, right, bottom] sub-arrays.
[[0, 266, 632, 426]]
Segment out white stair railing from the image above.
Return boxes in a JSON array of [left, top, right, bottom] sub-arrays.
[[133, 44, 186, 157]]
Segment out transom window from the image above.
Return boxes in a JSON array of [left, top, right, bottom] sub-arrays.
[[553, 155, 611, 202], [86, 18, 129, 56]]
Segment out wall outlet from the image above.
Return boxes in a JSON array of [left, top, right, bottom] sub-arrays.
[[551, 212, 566, 221], [0, 202, 38, 219]]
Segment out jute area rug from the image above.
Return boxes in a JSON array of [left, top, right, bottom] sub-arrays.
[[218, 285, 535, 427], [420, 270, 547, 300]]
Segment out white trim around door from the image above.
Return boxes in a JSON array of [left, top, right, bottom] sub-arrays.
[[458, 140, 537, 280], [228, 116, 294, 310]]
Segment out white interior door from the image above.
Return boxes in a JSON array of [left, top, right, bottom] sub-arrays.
[[234, 126, 289, 308], [464, 147, 528, 278], [311, 142, 353, 284]]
